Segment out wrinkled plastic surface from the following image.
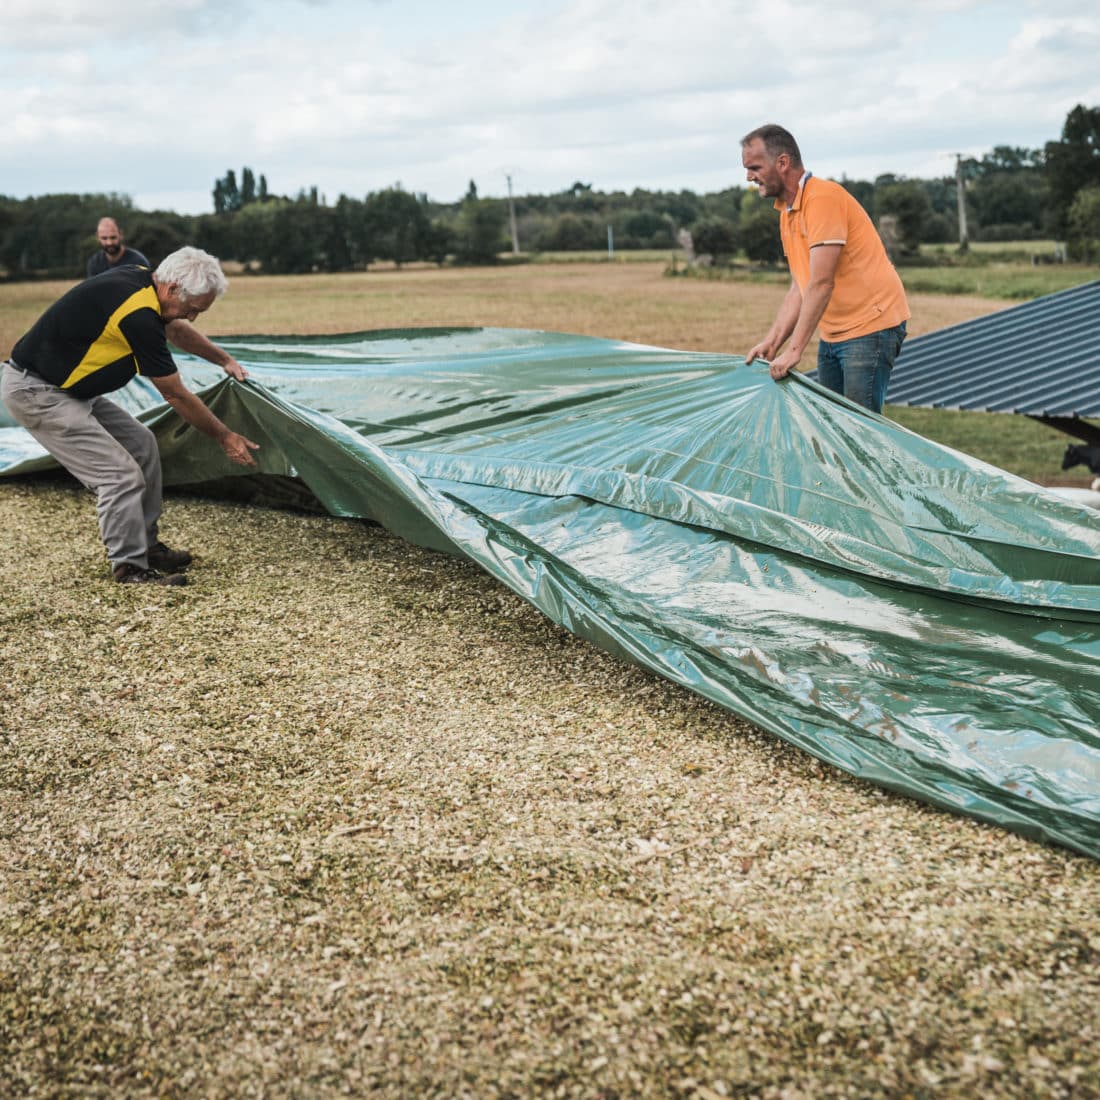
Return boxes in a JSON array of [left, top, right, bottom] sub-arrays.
[[4, 328, 1099, 858]]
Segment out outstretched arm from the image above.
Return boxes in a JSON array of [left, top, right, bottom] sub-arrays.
[[764, 243, 842, 379], [150, 372, 260, 467], [746, 279, 803, 365], [166, 319, 248, 381]]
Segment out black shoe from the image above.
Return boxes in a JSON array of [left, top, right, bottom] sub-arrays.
[[113, 563, 188, 587], [148, 541, 193, 571]]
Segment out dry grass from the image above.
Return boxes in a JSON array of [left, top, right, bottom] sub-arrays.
[[0, 261, 1006, 363], [2, 266, 1098, 1098]]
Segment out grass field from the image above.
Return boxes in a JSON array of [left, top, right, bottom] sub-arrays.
[[2, 260, 1091, 484], [2, 259, 1006, 353], [668, 249, 1096, 302], [897, 264, 1092, 300], [2, 263, 1099, 1098]]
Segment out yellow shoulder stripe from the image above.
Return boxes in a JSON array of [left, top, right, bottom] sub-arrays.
[[60, 285, 161, 389]]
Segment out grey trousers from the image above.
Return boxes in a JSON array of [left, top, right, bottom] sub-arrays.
[[2, 363, 161, 569]]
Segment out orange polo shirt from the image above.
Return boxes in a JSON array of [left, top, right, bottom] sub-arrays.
[[776, 174, 909, 342]]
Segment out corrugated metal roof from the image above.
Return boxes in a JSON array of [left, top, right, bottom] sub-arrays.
[[884, 279, 1100, 417]]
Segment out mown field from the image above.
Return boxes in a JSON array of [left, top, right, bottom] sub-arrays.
[[4, 258, 1092, 485], [2, 263, 1099, 1099], [18, 258, 1100, 486]]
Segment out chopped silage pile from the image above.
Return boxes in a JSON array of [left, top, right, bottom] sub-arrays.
[[1, 481, 1098, 1099]]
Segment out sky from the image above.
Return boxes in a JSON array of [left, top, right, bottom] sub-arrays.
[[2, 0, 1098, 215]]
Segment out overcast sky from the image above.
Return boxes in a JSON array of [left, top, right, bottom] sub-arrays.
[[2, 0, 1098, 214]]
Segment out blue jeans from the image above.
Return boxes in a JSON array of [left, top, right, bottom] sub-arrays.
[[816, 321, 907, 413]]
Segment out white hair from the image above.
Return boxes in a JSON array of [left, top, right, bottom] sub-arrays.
[[154, 246, 228, 300]]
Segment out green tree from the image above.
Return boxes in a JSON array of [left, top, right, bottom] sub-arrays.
[[332, 194, 370, 269], [193, 211, 235, 260], [697, 187, 745, 223], [1044, 104, 1100, 236], [230, 201, 279, 266], [922, 212, 955, 245], [0, 192, 136, 276], [127, 211, 191, 267], [265, 199, 330, 273], [874, 181, 932, 256], [535, 212, 602, 251], [978, 145, 1044, 173], [0, 198, 17, 267], [970, 172, 1045, 238], [1066, 184, 1100, 262], [220, 195, 343, 274], [363, 187, 432, 267], [422, 220, 454, 266], [215, 170, 241, 214], [957, 145, 1046, 240], [740, 217, 782, 264], [455, 194, 506, 263], [566, 181, 598, 213], [739, 192, 782, 264], [617, 209, 674, 249], [690, 217, 738, 264]]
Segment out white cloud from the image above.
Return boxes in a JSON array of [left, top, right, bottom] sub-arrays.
[[3, 0, 246, 49], [0, 0, 1096, 210]]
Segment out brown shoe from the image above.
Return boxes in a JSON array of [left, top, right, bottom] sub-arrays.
[[148, 540, 192, 571], [113, 563, 188, 586]]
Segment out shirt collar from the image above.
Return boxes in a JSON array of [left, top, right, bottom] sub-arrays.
[[775, 170, 813, 213]]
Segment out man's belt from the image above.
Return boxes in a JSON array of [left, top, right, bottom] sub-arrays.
[[4, 358, 40, 378]]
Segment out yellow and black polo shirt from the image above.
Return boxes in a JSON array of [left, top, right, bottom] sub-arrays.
[[11, 266, 177, 399]]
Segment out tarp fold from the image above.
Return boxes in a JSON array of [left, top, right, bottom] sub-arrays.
[[3, 328, 1098, 858]]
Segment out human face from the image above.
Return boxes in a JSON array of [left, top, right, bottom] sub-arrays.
[[741, 139, 785, 199], [97, 220, 123, 257], [160, 285, 217, 323]]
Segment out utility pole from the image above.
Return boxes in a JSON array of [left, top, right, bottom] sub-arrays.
[[955, 153, 969, 253], [506, 174, 520, 255]]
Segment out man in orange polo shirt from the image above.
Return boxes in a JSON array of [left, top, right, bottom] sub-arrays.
[[741, 124, 909, 413]]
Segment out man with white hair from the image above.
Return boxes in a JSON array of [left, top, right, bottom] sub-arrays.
[[1, 246, 260, 586], [87, 216, 249, 382]]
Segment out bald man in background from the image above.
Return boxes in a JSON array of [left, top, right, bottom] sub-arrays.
[[86, 217, 150, 278]]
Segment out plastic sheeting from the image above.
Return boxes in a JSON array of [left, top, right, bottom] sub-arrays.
[[3, 328, 1099, 859]]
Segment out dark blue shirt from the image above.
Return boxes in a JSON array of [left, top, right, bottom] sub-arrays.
[[86, 246, 150, 279]]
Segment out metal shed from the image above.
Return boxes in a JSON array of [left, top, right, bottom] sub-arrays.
[[886, 279, 1100, 444]]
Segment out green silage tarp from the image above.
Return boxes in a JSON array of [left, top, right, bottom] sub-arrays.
[[3, 327, 1100, 858]]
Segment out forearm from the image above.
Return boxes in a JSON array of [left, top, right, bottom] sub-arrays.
[[151, 372, 259, 467], [163, 389, 234, 444], [785, 277, 834, 358], [166, 319, 232, 368], [769, 284, 804, 350], [747, 282, 803, 364]]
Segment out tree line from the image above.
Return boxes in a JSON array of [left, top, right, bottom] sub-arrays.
[[2, 104, 1098, 279]]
